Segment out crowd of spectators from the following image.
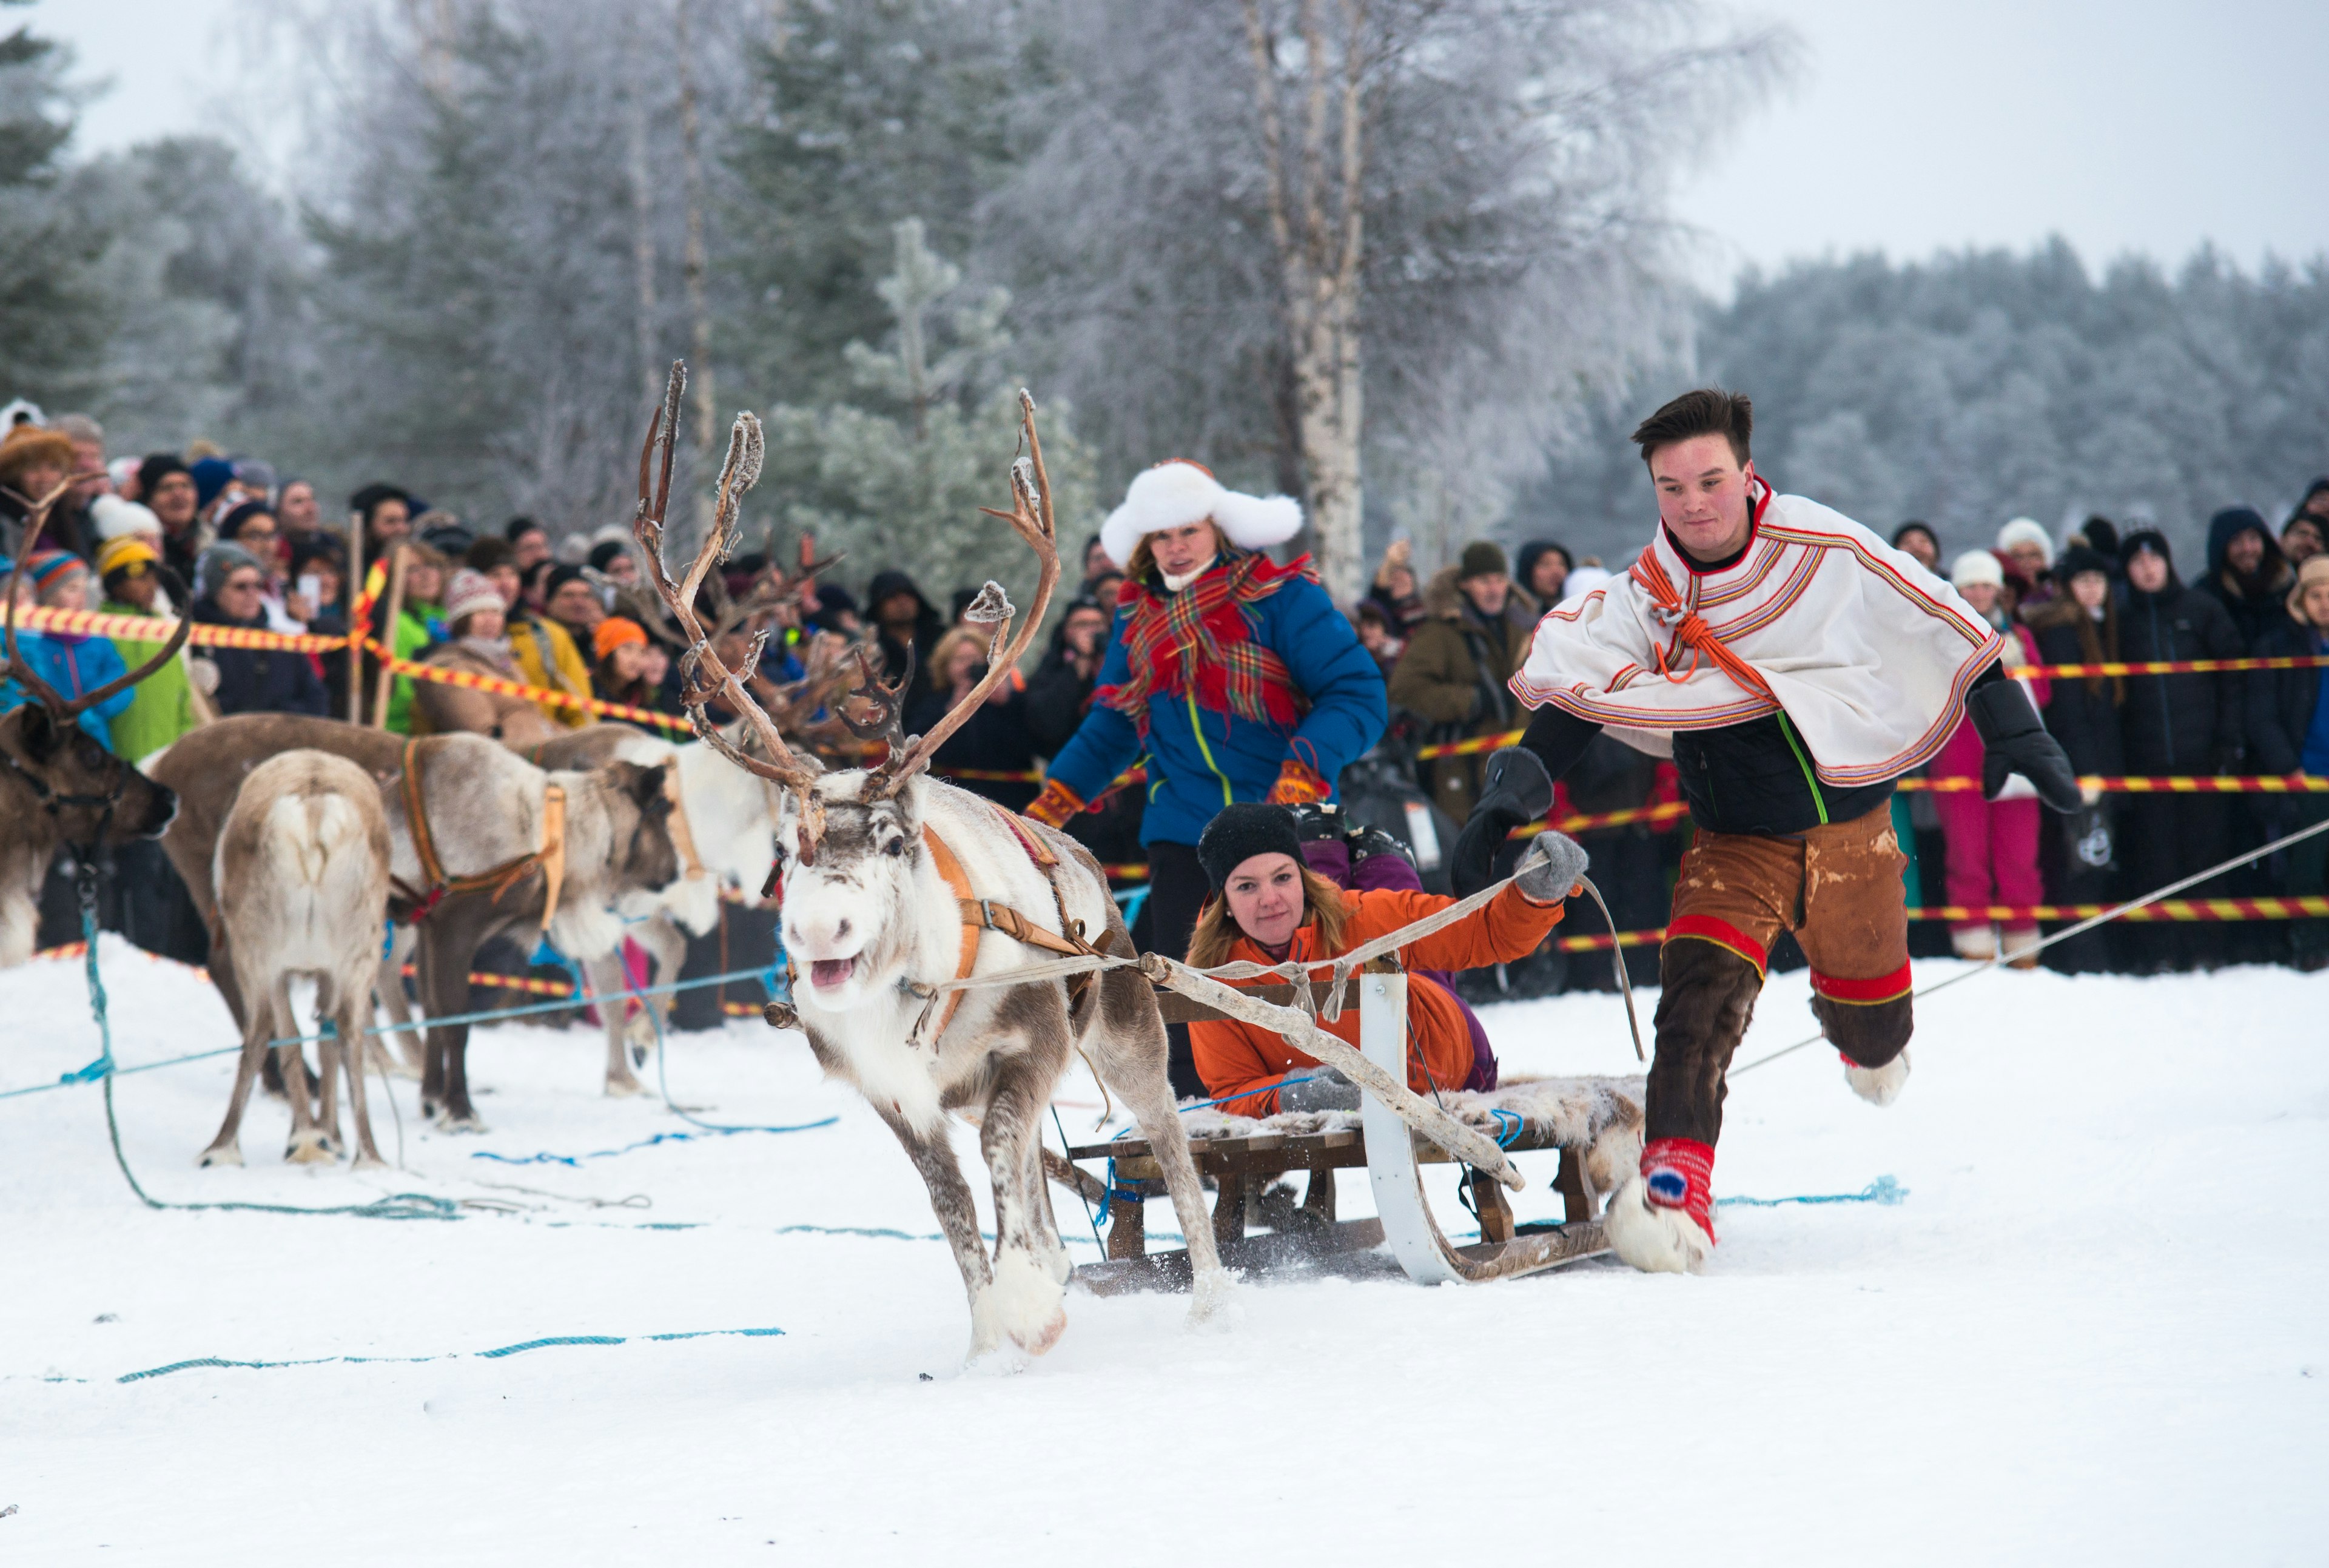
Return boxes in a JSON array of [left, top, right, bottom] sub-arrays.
[[2, 401, 2323, 983]]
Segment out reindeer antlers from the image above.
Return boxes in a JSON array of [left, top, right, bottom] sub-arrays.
[[631, 361, 821, 795], [864, 389, 1060, 798], [2, 476, 193, 719]]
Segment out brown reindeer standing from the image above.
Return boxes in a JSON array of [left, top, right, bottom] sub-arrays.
[[636, 366, 1230, 1365], [150, 719, 681, 1130], [0, 484, 187, 966], [200, 749, 394, 1168]]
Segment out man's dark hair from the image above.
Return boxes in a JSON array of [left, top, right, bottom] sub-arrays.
[[1631, 388, 1753, 468], [465, 536, 516, 573], [505, 515, 546, 543]]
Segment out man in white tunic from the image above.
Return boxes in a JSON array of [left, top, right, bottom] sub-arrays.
[[1451, 389, 2080, 1273]]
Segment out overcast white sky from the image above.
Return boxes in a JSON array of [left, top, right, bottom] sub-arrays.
[[38, 0, 2329, 290]]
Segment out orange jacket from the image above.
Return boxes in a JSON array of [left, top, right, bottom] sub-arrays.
[[1190, 883, 1564, 1117]]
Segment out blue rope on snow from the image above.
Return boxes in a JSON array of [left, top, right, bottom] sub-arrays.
[[1717, 1175, 1907, 1208], [116, 1325, 786, 1384], [469, 1120, 838, 1167]]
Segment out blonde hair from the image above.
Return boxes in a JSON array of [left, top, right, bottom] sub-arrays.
[[926, 624, 988, 691], [1186, 866, 1354, 969]]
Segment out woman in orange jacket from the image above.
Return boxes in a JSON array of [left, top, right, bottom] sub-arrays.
[[1184, 803, 1587, 1116]]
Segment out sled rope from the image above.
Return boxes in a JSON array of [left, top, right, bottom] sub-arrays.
[[1733, 810, 2329, 1077]]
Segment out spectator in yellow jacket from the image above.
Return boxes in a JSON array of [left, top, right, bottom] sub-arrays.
[[465, 534, 592, 728]]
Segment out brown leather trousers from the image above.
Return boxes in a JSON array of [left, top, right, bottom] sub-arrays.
[[1647, 803, 1914, 1146]]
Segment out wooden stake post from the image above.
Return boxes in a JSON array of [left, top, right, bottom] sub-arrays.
[[369, 542, 411, 730], [345, 514, 365, 721]]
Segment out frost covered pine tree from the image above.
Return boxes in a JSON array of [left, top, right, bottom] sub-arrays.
[[761, 218, 1095, 630], [989, 0, 1787, 591]]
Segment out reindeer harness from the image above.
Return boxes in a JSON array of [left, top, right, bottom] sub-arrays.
[[391, 740, 567, 928], [910, 805, 1108, 1045]]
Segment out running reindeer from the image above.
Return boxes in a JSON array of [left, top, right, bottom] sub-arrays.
[[0, 482, 186, 966], [634, 365, 1230, 1364]]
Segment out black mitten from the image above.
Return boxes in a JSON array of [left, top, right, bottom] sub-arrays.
[[1450, 745, 1553, 896], [1967, 679, 2082, 812]]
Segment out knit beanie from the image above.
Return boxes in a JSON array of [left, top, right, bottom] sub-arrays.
[[441, 568, 506, 631], [24, 549, 84, 599], [197, 542, 264, 601], [1196, 802, 1305, 891], [593, 616, 647, 659], [215, 499, 274, 542], [2055, 544, 2112, 586], [543, 563, 588, 600], [1950, 550, 2005, 590], [189, 456, 235, 511], [96, 535, 160, 582], [1457, 540, 1508, 580], [137, 454, 191, 501], [2120, 529, 2174, 577]]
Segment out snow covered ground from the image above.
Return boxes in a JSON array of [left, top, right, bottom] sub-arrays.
[[0, 937, 2322, 1564]]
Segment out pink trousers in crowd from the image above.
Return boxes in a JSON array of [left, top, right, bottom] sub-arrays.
[[1934, 790, 2042, 952]]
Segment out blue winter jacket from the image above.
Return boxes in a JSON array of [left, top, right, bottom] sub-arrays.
[[1044, 558, 1386, 847], [0, 630, 133, 750]]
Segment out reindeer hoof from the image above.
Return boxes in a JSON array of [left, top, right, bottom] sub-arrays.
[[603, 1074, 648, 1099], [351, 1153, 389, 1173], [197, 1144, 243, 1168], [434, 1112, 489, 1135], [285, 1134, 335, 1165], [1010, 1307, 1068, 1358]]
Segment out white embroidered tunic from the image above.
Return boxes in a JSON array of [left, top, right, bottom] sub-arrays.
[[1509, 482, 2004, 786]]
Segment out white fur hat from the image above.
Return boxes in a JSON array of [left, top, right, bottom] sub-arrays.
[[1995, 516, 2052, 566], [1100, 460, 1303, 570], [1951, 549, 2005, 590], [91, 493, 163, 540]]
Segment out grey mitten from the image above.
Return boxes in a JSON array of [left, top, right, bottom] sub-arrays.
[[1512, 829, 1588, 904], [1279, 1066, 1362, 1113]]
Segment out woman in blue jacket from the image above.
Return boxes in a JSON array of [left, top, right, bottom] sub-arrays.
[[1027, 460, 1386, 1094]]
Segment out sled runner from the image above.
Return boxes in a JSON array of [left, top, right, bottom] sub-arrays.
[[1063, 963, 1644, 1291]]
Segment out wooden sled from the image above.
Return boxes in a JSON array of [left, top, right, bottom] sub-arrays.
[[1064, 966, 1630, 1294]]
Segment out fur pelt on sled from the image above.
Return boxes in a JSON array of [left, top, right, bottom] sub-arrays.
[[1181, 1074, 1646, 1198]]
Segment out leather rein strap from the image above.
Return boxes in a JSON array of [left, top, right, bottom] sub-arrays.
[[916, 809, 1106, 1045], [393, 738, 566, 928]]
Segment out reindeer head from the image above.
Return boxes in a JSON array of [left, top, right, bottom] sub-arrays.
[[1, 479, 189, 847], [630, 365, 1060, 1015], [769, 772, 936, 1008], [597, 759, 681, 897], [0, 702, 179, 844]]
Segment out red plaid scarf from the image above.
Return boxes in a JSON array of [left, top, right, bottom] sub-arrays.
[[1097, 551, 1314, 738]]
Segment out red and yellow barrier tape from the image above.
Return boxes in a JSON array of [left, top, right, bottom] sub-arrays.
[[11, 603, 348, 653], [362, 638, 693, 734]]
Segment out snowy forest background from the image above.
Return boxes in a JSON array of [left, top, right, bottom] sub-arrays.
[[5, 0, 2325, 588]]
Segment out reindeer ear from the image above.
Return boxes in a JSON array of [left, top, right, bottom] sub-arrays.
[[629, 762, 674, 815], [18, 704, 61, 759]]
